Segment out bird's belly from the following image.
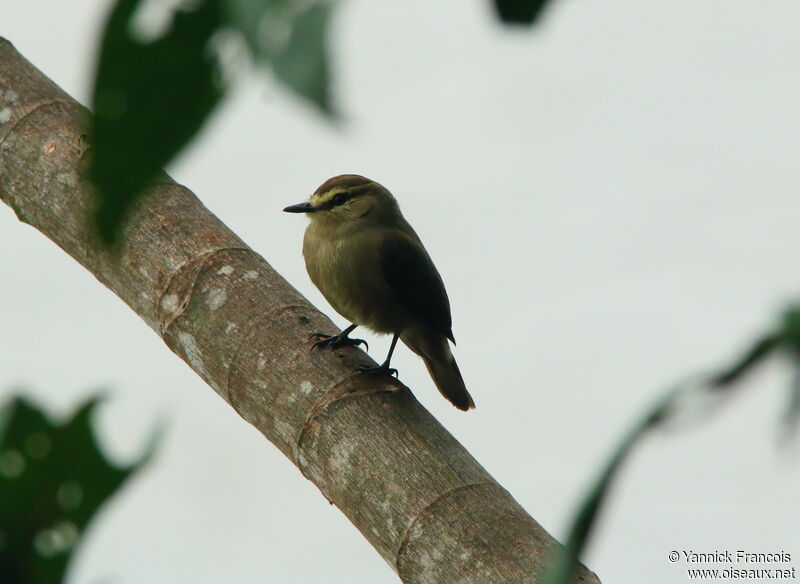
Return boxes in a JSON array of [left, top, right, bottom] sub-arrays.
[[304, 235, 409, 333]]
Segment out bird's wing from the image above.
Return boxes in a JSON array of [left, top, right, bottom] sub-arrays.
[[380, 230, 454, 342]]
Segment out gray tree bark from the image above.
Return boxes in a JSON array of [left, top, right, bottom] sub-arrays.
[[0, 38, 600, 584]]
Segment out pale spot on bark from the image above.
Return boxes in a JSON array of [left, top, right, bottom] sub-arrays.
[[161, 293, 179, 313], [0, 108, 11, 124], [380, 500, 395, 536], [3, 89, 18, 103], [217, 265, 234, 276], [300, 380, 313, 394], [416, 547, 444, 584], [281, 385, 297, 404], [225, 322, 237, 334], [206, 288, 227, 310], [243, 270, 258, 280], [56, 171, 78, 188], [177, 332, 206, 376], [274, 419, 293, 443], [329, 442, 355, 474]]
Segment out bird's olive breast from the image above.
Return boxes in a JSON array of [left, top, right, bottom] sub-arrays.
[[302, 226, 413, 333]]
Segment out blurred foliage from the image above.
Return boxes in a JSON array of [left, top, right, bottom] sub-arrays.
[[545, 305, 800, 584], [89, 0, 334, 243], [223, 0, 333, 112], [493, 0, 551, 25], [91, 0, 224, 243], [0, 394, 156, 584], [87, 0, 556, 241], [87, 0, 556, 243]]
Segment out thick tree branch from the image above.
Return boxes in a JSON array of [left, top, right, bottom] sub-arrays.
[[0, 38, 600, 584]]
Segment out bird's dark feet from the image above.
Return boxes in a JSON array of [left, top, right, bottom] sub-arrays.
[[310, 331, 368, 351], [355, 362, 398, 378]]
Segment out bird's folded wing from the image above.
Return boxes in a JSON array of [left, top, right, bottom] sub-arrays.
[[380, 231, 455, 342]]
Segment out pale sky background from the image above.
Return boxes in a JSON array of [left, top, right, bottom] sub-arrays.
[[2, 1, 800, 582]]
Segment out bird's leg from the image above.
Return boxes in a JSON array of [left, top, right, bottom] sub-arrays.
[[310, 323, 369, 351], [356, 333, 399, 378]]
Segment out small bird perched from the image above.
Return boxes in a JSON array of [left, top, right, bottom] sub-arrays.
[[284, 174, 475, 411]]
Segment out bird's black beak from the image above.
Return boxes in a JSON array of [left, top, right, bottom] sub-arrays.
[[283, 202, 316, 213]]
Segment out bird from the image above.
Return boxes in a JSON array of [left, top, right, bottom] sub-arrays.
[[283, 174, 475, 411]]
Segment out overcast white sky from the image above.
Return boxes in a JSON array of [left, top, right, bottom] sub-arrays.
[[2, 1, 800, 582]]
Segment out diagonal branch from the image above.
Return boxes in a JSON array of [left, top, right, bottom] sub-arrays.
[[0, 38, 600, 584]]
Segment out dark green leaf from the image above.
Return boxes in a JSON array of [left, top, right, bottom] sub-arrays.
[[779, 306, 800, 355], [493, 0, 551, 25], [778, 307, 800, 439], [222, 0, 334, 113], [782, 367, 800, 441], [270, 2, 333, 113], [0, 394, 157, 584], [711, 334, 781, 386], [90, 0, 225, 243], [542, 386, 682, 584], [544, 324, 787, 584]]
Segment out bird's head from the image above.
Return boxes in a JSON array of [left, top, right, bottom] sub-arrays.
[[283, 174, 399, 227]]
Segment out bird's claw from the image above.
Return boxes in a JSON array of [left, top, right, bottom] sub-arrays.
[[355, 363, 398, 378], [309, 332, 369, 352]]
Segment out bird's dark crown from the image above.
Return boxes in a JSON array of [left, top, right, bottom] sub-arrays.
[[313, 174, 374, 197], [310, 174, 389, 212]]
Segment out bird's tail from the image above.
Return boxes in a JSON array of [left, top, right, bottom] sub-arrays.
[[422, 349, 475, 411]]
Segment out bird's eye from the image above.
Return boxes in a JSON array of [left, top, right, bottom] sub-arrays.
[[332, 192, 350, 206]]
